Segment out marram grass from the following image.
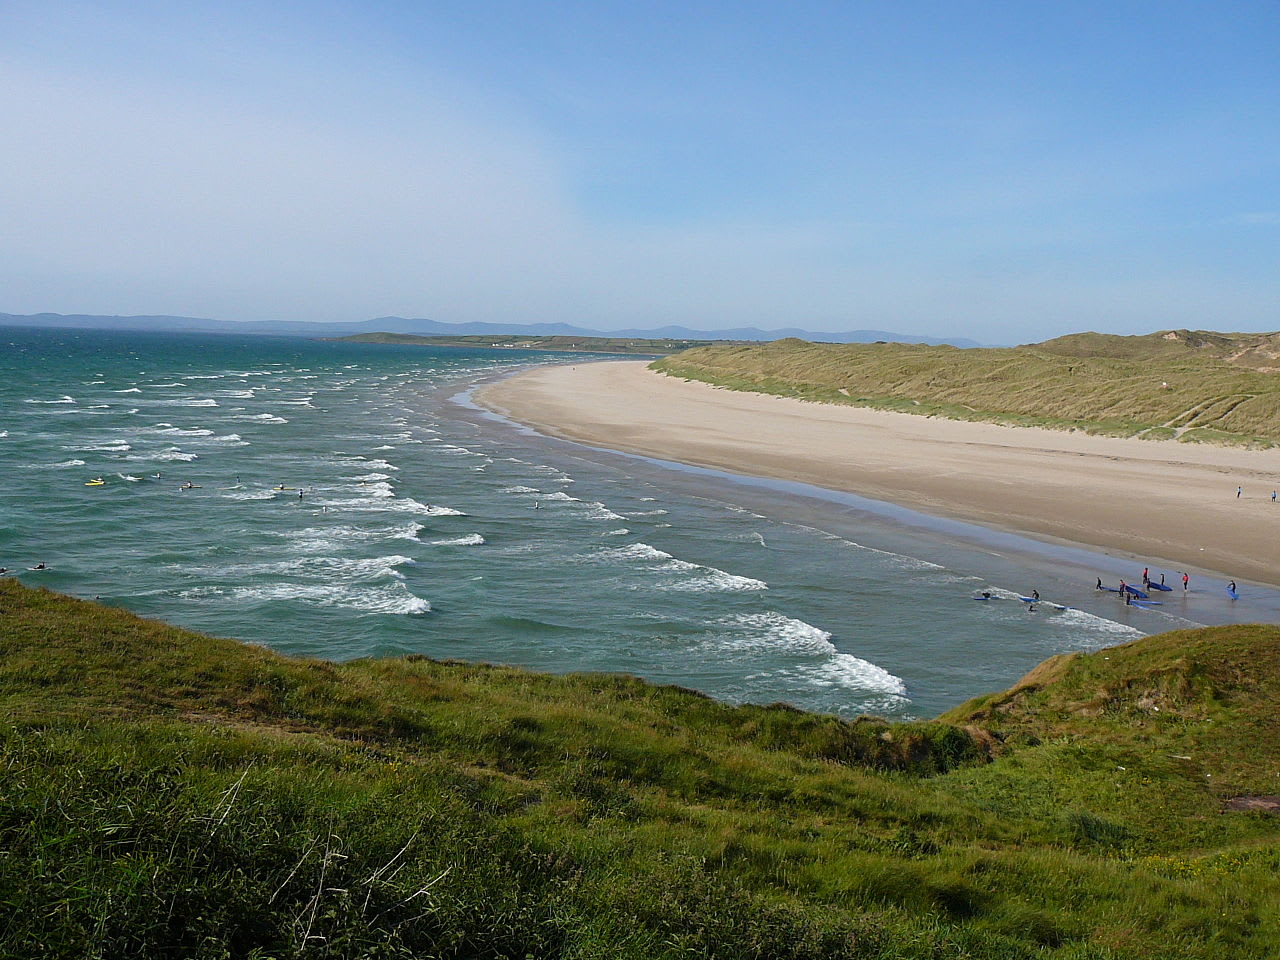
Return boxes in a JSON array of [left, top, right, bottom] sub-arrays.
[[653, 330, 1280, 446], [2, 579, 1280, 957]]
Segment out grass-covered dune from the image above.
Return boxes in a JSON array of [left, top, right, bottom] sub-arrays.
[[653, 331, 1280, 446], [3, 579, 1280, 958]]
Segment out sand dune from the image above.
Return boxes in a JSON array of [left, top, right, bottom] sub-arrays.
[[477, 361, 1280, 586]]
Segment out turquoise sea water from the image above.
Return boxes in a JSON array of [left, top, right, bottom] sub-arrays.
[[2, 326, 1264, 717]]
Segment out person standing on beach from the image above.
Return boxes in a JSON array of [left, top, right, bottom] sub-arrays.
[[1142, 567, 1149, 585], [1182, 572, 1190, 591], [1237, 486, 1242, 498], [1272, 490, 1277, 503]]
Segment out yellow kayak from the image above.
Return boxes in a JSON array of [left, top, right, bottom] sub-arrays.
[[85, 479, 105, 486]]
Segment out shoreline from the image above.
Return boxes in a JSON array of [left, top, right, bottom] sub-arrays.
[[475, 361, 1280, 589]]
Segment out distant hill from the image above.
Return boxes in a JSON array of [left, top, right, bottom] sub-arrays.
[[0, 311, 981, 347], [653, 330, 1280, 446], [331, 332, 730, 354]]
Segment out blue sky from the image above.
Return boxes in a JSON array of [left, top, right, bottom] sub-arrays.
[[1, 1, 1276, 340]]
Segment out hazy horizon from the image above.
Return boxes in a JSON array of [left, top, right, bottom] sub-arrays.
[[2, 2, 1276, 342]]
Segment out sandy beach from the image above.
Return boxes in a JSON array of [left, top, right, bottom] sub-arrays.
[[477, 361, 1280, 587]]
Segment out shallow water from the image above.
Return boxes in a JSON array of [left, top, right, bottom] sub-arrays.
[[3, 326, 1271, 718]]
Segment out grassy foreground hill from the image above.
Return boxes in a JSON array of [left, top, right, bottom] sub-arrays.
[[653, 331, 1280, 446], [2, 579, 1280, 957], [331, 332, 730, 355]]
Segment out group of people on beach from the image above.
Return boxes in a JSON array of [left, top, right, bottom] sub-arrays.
[[1236, 485, 1278, 502]]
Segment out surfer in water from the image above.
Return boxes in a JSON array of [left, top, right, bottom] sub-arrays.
[[298, 490, 304, 500], [180, 482, 194, 491], [30, 563, 47, 571]]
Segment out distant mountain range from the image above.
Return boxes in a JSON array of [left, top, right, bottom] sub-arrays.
[[0, 312, 982, 348]]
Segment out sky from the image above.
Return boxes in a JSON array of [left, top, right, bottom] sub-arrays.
[[1, 1, 1277, 341]]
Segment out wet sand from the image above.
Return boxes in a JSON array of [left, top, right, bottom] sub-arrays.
[[476, 361, 1280, 587]]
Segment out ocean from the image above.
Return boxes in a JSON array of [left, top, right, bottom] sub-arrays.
[[3, 326, 1262, 718]]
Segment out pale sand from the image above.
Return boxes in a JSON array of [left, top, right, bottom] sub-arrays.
[[477, 361, 1280, 587]]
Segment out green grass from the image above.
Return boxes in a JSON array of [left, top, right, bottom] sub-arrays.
[[3, 579, 1280, 957], [652, 331, 1280, 445]]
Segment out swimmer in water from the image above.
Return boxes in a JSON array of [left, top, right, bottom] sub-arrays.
[[30, 562, 47, 571]]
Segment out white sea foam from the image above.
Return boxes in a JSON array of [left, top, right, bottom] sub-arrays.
[[48, 459, 87, 468], [349, 472, 393, 482], [430, 534, 485, 546], [113, 387, 142, 393], [215, 389, 256, 398], [25, 395, 75, 404], [221, 488, 278, 501], [229, 413, 288, 424], [628, 509, 669, 517], [501, 485, 540, 494], [1055, 608, 1145, 640], [116, 473, 142, 482], [662, 560, 768, 592], [153, 426, 214, 437], [588, 542, 767, 592], [148, 398, 220, 407], [594, 542, 674, 563], [603, 528, 630, 536], [72, 440, 132, 452], [181, 582, 430, 615], [150, 382, 186, 388], [317, 496, 461, 516], [124, 446, 199, 463], [721, 612, 908, 697]]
